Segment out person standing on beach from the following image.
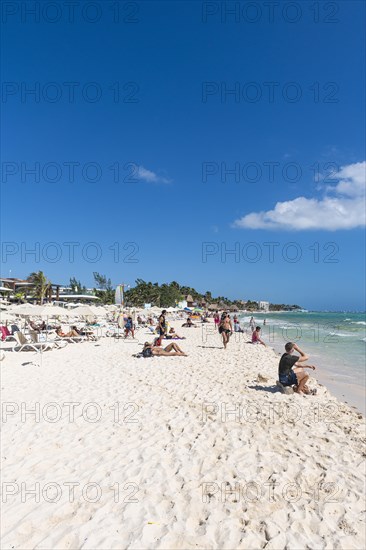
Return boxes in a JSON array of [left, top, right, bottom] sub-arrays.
[[214, 310, 220, 330], [158, 310, 167, 337], [219, 313, 232, 349], [278, 342, 316, 394], [249, 316, 255, 331]]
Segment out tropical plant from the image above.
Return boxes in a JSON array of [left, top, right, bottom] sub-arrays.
[[27, 271, 51, 304], [69, 277, 87, 295], [92, 272, 114, 304]]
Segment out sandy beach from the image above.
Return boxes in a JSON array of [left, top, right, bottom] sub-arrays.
[[1, 322, 365, 550]]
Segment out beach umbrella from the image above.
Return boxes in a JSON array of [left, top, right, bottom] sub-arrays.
[[70, 305, 97, 317], [8, 304, 44, 316], [88, 306, 107, 317], [0, 311, 15, 323], [42, 306, 74, 318]]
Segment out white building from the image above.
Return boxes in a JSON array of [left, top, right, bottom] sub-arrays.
[[258, 301, 269, 312]]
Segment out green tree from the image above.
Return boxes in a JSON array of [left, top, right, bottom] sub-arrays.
[[92, 272, 114, 304], [69, 277, 87, 294], [27, 271, 51, 304]]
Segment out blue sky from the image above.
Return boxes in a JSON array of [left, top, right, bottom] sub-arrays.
[[1, 0, 365, 310]]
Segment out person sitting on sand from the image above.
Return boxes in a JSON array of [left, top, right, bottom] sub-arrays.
[[182, 315, 196, 328], [219, 313, 232, 349], [166, 327, 185, 339], [56, 327, 80, 338], [234, 317, 244, 333], [142, 341, 187, 357], [252, 326, 266, 346], [278, 342, 316, 394]]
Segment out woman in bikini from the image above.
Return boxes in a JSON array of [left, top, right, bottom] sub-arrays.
[[142, 341, 187, 357], [219, 314, 233, 349]]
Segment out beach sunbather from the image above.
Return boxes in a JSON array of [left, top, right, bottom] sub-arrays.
[[29, 320, 47, 332], [56, 327, 80, 338], [278, 342, 316, 394], [182, 315, 197, 328], [142, 341, 187, 357], [165, 328, 185, 339]]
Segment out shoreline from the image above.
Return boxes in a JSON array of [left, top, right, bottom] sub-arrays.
[[1, 320, 365, 549], [268, 340, 366, 417], [237, 311, 366, 417]]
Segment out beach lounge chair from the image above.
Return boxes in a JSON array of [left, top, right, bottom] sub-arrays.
[[12, 332, 55, 353], [29, 330, 68, 349], [0, 325, 18, 343]]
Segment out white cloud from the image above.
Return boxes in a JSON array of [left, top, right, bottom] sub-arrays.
[[136, 166, 171, 184], [233, 161, 366, 231]]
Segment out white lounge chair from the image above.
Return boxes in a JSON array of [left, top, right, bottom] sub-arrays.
[[12, 332, 55, 353], [29, 330, 68, 349]]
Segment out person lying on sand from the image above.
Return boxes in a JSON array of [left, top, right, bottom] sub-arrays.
[[56, 327, 80, 338], [142, 341, 187, 357], [278, 342, 317, 394]]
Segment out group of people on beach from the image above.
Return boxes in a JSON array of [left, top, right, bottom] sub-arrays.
[[213, 311, 267, 350], [136, 309, 318, 395]]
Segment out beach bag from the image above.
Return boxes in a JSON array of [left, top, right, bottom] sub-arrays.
[[142, 347, 153, 358]]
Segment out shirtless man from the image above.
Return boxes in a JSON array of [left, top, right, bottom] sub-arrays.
[[219, 313, 233, 349], [278, 342, 316, 394]]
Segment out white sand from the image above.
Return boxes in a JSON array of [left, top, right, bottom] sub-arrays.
[[1, 323, 365, 549]]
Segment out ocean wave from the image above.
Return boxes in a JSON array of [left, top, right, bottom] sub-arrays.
[[351, 321, 366, 326], [329, 332, 354, 337]]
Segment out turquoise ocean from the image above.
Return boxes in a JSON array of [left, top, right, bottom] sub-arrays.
[[238, 311, 366, 414]]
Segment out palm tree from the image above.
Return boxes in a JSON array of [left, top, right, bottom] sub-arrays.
[[27, 271, 51, 304]]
